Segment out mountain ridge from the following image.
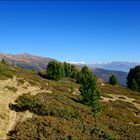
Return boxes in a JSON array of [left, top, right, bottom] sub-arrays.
[[0, 52, 128, 85], [88, 61, 140, 72], [0, 52, 54, 71]]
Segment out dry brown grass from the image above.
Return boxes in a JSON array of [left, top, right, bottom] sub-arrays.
[[0, 76, 51, 139]]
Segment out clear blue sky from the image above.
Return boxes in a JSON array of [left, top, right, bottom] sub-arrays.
[[0, 1, 140, 63]]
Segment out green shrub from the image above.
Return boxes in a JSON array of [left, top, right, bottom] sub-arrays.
[[14, 94, 47, 115], [28, 79, 38, 86], [0, 65, 14, 79], [17, 79, 25, 85], [13, 93, 83, 120], [91, 128, 115, 140]]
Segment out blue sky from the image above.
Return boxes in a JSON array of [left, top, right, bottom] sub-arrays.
[[0, 1, 140, 63]]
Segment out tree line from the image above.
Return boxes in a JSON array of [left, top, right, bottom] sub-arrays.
[[46, 61, 77, 80], [0, 58, 139, 93], [46, 61, 101, 114], [45, 60, 140, 93]]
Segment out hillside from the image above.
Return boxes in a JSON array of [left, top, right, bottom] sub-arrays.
[[0, 53, 128, 85], [92, 68, 128, 86], [0, 64, 140, 140], [0, 53, 54, 71]]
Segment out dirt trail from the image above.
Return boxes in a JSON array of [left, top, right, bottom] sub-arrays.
[[0, 77, 51, 140], [101, 94, 140, 110]]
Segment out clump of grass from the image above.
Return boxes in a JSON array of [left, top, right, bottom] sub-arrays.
[[28, 80, 38, 86], [118, 96, 126, 100], [3, 71, 14, 79], [91, 128, 115, 140], [99, 83, 140, 100], [17, 79, 24, 85], [132, 100, 140, 104], [101, 94, 114, 99], [115, 100, 139, 111], [4, 85, 18, 92], [0, 65, 14, 79]]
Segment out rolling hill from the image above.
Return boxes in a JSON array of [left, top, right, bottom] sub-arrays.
[[91, 68, 128, 86], [0, 62, 140, 140], [0, 53, 54, 71]]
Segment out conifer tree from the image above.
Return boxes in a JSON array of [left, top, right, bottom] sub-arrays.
[[1, 58, 7, 65], [127, 65, 140, 91], [63, 62, 72, 77], [109, 75, 118, 85], [77, 66, 101, 114], [46, 61, 64, 80], [130, 79, 139, 91], [70, 65, 77, 79]]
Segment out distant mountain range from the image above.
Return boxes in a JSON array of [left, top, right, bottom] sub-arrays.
[[0, 53, 135, 86], [91, 68, 127, 86], [87, 61, 140, 72], [0, 53, 54, 71]]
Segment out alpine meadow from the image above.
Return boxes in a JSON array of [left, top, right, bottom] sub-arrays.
[[0, 0, 140, 140]]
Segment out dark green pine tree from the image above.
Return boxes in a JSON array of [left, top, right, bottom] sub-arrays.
[[130, 79, 139, 91], [77, 66, 101, 114], [1, 58, 7, 65], [63, 62, 72, 77], [70, 65, 77, 79], [76, 71, 83, 84], [127, 65, 140, 91], [109, 75, 118, 85], [46, 61, 64, 81], [63, 62, 77, 79]]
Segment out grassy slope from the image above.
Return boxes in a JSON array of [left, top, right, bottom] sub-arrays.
[[99, 83, 140, 140], [0, 64, 140, 140]]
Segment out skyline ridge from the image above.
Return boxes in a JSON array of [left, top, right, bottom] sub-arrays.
[[0, 51, 140, 64]]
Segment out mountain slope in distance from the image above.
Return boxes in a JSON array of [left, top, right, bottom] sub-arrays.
[[0, 53, 54, 71], [0, 52, 128, 85], [88, 61, 140, 72], [91, 68, 128, 86]]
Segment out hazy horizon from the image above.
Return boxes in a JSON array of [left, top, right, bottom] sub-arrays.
[[0, 51, 140, 64]]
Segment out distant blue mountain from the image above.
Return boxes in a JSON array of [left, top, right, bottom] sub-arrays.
[[87, 61, 140, 72]]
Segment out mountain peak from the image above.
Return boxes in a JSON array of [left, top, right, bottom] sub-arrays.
[[18, 53, 31, 56], [88, 61, 140, 72]]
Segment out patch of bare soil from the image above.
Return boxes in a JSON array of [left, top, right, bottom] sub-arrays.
[[101, 94, 140, 110]]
